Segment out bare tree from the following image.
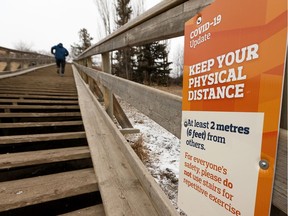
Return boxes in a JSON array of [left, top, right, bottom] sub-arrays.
[[93, 0, 117, 71], [93, 0, 116, 39], [172, 39, 184, 78], [93, 0, 147, 39], [14, 41, 33, 52], [131, 0, 144, 18], [37, 50, 52, 56]]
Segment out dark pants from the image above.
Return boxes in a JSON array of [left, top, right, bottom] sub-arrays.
[[56, 59, 66, 74]]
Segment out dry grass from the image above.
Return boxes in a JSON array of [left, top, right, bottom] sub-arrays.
[[130, 135, 148, 162], [152, 85, 182, 97]]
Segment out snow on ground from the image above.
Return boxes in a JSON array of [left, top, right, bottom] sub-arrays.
[[117, 97, 183, 212]]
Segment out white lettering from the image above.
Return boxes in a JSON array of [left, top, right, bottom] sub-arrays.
[[216, 44, 259, 68]]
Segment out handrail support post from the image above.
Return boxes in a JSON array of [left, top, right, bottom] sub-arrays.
[[102, 52, 113, 119]]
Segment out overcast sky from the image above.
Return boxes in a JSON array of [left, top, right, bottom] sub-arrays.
[[1, 0, 161, 52]]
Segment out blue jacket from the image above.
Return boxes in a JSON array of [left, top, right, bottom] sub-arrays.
[[51, 43, 69, 60]]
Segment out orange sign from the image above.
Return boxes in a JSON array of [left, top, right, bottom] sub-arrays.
[[178, 0, 287, 215]]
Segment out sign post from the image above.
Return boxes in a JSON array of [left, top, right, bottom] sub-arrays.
[[178, 0, 287, 215]]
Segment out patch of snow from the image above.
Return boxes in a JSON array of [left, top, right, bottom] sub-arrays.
[[118, 97, 184, 213]]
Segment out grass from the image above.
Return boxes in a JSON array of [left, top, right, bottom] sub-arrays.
[[130, 135, 148, 162]]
